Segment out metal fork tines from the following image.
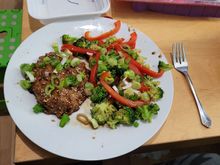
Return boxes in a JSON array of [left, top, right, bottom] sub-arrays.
[[172, 43, 212, 128]]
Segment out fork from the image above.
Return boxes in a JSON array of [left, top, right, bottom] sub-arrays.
[[172, 43, 212, 128]]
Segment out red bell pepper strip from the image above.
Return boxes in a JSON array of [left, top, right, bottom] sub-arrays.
[[129, 62, 142, 75], [139, 82, 150, 92], [89, 52, 101, 85], [84, 20, 121, 41], [61, 44, 97, 55], [115, 46, 164, 78], [100, 72, 147, 108], [107, 38, 125, 50], [123, 32, 137, 49]]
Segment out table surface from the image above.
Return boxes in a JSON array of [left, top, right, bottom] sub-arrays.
[[15, 0, 220, 163]]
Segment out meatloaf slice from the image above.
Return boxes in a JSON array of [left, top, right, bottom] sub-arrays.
[[31, 52, 89, 118]]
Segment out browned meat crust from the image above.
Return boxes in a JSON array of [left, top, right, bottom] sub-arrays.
[[31, 52, 89, 118]]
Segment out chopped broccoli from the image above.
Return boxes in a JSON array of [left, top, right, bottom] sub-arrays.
[[148, 87, 164, 101], [62, 34, 77, 44], [91, 102, 117, 125], [84, 82, 94, 96], [107, 118, 119, 129], [140, 92, 150, 102], [158, 61, 173, 71], [132, 81, 141, 89], [73, 37, 98, 49], [109, 66, 126, 77], [114, 107, 135, 125], [90, 85, 108, 103], [135, 103, 160, 122], [107, 57, 118, 67], [118, 58, 129, 70], [122, 46, 139, 60], [70, 58, 80, 67], [97, 61, 108, 74], [103, 36, 117, 47], [63, 75, 78, 87], [124, 70, 135, 80]]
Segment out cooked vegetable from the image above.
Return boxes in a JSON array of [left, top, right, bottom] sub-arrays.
[[100, 72, 147, 108], [158, 61, 173, 71], [20, 20, 172, 130], [61, 44, 97, 55], [91, 102, 117, 125], [123, 32, 137, 49], [62, 34, 77, 44], [33, 103, 44, 113], [90, 85, 108, 103], [59, 114, 70, 128], [52, 42, 59, 53], [70, 58, 80, 67], [20, 63, 34, 76], [135, 103, 160, 122], [45, 84, 55, 96], [89, 52, 101, 84], [20, 80, 31, 90], [84, 82, 94, 95], [85, 20, 121, 41]]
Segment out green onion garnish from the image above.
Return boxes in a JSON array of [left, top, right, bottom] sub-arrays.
[[59, 114, 70, 128], [45, 84, 55, 96], [33, 103, 44, 113], [20, 80, 31, 90]]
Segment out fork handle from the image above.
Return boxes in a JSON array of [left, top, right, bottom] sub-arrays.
[[183, 72, 212, 128]]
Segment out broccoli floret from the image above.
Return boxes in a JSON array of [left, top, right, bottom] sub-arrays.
[[135, 103, 160, 122], [158, 61, 173, 71], [90, 85, 108, 103], [62, 34, 77, 44], [107, 118, 119, 129], [74, 37, 98, 49], [91, 102, 117, 125], [109, 66, 126, 77], [149, 87, 164, 101], [114, 107, 135, 125], [122, 46, 139, 60]]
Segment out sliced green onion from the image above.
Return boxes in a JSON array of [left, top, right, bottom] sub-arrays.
[[55, 63, 63, 72], [59, 114, 70, 128], [33, 103, 44, 113], [52, 42, 59, 53], [20, 63, 33, 76], [45, 84, 55, 96], [76, 72, 85, 82], [25, 71, 35, 82], [43, 56, 51, 64], [132, 81, 141, 90], [20, 80, 31, 90], [104, 76, 114, 84], [61, 56, 68, 65], [71, 58, 80, 68]]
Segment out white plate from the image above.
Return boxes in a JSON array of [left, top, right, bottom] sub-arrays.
[[4, 17, 173, 161]]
